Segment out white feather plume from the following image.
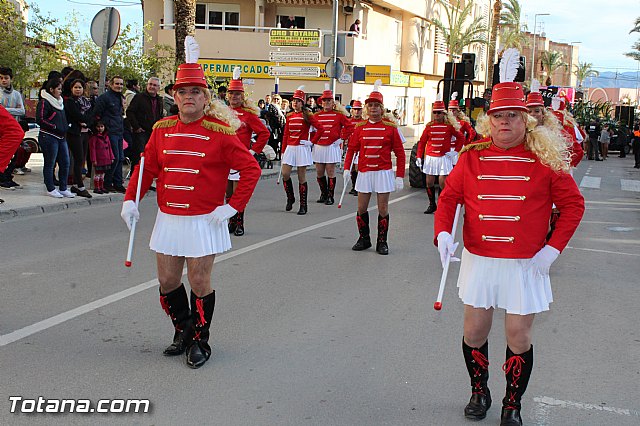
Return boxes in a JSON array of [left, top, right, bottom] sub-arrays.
[[297, 85, 305, 91], [324, 83, 330, 91], [530, 79, 541, 93], [551, 96, 561, 111], [451, 91, 458, 101], [435, 92, 443, 102], [373, 79, 382, 92], [184, 36, 200, 64], [499, 48, 520, 83], [232, 66, 241, 80]]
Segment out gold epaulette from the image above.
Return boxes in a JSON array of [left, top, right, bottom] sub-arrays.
[[286, 111, 296, 118], [201, 118, 236, 135], [354, 121, 367, 127], [242, 106, 260, 116], [152, 118, 178, 129], [382, 120, 398, 128], [460, 140, 492, 154]]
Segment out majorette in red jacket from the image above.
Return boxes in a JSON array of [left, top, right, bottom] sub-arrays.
[[417, 121, 465, 158], [560, 124, 584, 168], [0, 105, 24, 172], [457, 119, 477, 146], [341, 117, 366, 145], [232, 106, 269, 153], [125, 115, 261, 215], [434, 138, 584, 258], [344, 119, 406, 178], [311, 109, 350, 145], [281, 111, 327, 153]]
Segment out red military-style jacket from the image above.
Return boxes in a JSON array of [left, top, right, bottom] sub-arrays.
[[434, 138, 584, 258], [0, 105, 24, 172], [232, 106, 270, 154], [560, 124, 584, 168], [125, 115, 261, 215], [281, 111, 326, 153], [341, 116, 366, 145], [458, 119, 477, 146], [311, 109, 350, 145], [344, 119, 406, 178], [417, 121, 464, 158]]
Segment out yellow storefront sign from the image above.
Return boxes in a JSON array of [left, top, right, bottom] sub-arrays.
[[390, 71, 410, 87], [364, 65, 391, 84], [199, 59, 329, 81], [269, 29, 321, 48], [409, 75, 425, 88]]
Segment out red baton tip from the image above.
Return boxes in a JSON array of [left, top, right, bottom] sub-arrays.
[[433, 302, 442, 311]]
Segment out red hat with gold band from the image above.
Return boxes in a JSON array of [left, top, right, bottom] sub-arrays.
[[448, 91, 460, 109], [488, 48, 528, 113], [292, 85, 306, 102], [174, 36, 207, 90], [319, 83, 334, 101], [526, 79, 545, 107], [228, 66, 244, 92], [365, 79, 384, 105], [351, 100, 363, 109]]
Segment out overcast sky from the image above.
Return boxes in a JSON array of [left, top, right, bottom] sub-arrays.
[[37, 0, 640, 72]]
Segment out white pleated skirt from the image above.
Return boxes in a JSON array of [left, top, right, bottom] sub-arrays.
[[457, 249, 553, 315], [282, 145, 313, 167], [150, 211, 232, 258], [313, 144, 342, 164], [228, 169, 240, 181], [354, 169, 395, 194], [422, 154, 453, 176]]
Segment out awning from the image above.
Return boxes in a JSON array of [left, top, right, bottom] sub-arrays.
[[267, 0, 332, 5]]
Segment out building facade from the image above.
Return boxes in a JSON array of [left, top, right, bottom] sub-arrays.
[[144, 0, 492, 137]]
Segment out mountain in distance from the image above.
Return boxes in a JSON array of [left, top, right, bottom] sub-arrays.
[[586, 71, 639, 88]]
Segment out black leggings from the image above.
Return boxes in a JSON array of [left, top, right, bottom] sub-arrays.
[[67, 133, 85, 187]]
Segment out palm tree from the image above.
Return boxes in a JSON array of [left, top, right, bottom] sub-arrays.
[[499, 0, 528, 51], [538, 50, 568, 86], [630, 17, 640, 34], [486, 0, 502, 86], [432, 0, 488, 62], [625, 17, 640, 61], [174, 0, 196, 65], [574, 61, 599, 88], [408, 19, 431, 74]]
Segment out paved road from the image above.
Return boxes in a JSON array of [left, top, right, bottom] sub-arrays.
[[0, 157, 639, 425]]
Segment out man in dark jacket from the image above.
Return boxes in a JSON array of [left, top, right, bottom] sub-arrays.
[[126, 77, 163, 167], [586, 119, 602, 161], [93, 76, 126, 192]]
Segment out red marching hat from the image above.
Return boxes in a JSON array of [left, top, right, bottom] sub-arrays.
[[433, 92, 446, 111], [488, 48, 528, 113], [526, 79, 544, 107], [228, 67, 244, 92], [174, 36, 207, 90], [319, 83, 333, 102], [448, 91, 460, 109], [351, 100, 363, 109], [365, 79, 384, 105], [292, 85, 306, 102]]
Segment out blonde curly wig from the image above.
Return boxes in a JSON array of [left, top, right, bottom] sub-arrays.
[[203, 92, 241, 131]]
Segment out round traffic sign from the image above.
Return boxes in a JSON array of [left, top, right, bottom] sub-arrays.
[[325, 58, 345, 79], [91, 7, 121, 49]]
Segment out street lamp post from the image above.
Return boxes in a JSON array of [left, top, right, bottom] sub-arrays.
[[531, 13, 550, 82], [570, 42, 581, 87]]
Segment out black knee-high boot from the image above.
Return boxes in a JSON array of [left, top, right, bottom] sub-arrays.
[[424, 186, 437, 214], [228, 213, 238, 233], [234, 210, 245, 236], [352, 211, 372, 250], [316, 176, 328, 203], [325, 177, 336, 205], [159, 284, 192, 356], [349, 170, 358, 195], [376, 214, 389, 255], [462, 339, 491, 419], [185, 291, 215, 369], [297, 182, 308, 215], [500, 345, 534, 426], [283, 178, 295, 211]]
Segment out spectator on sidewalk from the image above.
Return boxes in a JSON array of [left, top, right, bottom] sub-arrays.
[[0, 104, 24, 198], [163, 83, 178, 116], [126, 77, 164, 167], [37, 77, 75, 198], [0, 67, 26, 187], [83, 80, 99, 177], [600, 125, 611, 160], [64, 78, 93, 198], [348, 19, 361, 37], [93, 76, 126, 193], [633, 125, 640, 168], [586, 119, 602, 161], [89, 121, 114, 194]]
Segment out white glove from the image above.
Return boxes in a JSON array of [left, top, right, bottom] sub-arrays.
[[415, 157, 422, 169], [120, 200, 140, 231], [249, 149, 256, 156], [209, 204, 238, 224], [343, 169, 350, 182], [301, 140, 313, 147], [437, 231, 460, 269], [526, 245, 560, 277], [395, 177, 404, 191], [445, 151, 457, 160], [332, 138, 343, 147]]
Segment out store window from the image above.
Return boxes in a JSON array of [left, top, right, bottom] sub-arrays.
[[195, 3, 239, 30], [276, 15, 306, 29]]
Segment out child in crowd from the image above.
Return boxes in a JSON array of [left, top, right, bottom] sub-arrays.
[[89, 121, 114, 194]]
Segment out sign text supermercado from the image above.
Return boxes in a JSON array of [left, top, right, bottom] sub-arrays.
[[269, 29, 321, 47], [199, 59, 329, 80]]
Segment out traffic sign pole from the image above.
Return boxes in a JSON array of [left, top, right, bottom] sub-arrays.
[[98, 7, 114, 94], [330, 0, 339, 94]]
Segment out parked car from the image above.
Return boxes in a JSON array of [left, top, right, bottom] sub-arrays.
[[22, 123, 40, 153]]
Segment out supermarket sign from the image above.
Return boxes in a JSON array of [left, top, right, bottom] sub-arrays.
[[199, 59, 329, 80], [269, 29, 321, 48]]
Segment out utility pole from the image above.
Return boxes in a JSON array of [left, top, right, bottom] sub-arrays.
[[330, 0, 339, 94]]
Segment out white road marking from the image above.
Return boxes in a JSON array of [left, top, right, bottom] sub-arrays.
[[565, 246, 640, 257], [0, 192, 420, 347], [621, 179, 640, 192], [533, 396, 640, 417], [579, 176, 601, 189]]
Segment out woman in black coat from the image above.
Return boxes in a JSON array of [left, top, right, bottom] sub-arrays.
[[64, 78, 93, 197]]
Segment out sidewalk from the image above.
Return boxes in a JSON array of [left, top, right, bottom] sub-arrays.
[[0, 154, 280, 220]]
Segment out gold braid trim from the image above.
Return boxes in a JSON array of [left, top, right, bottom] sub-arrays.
[[460, 140, 492, 154], [354, 120, 367, 128], [381, 119, 398, 128], [152, 119, 178, 129], [201, 118, 236, 135], [242, 105, 260, 116]]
